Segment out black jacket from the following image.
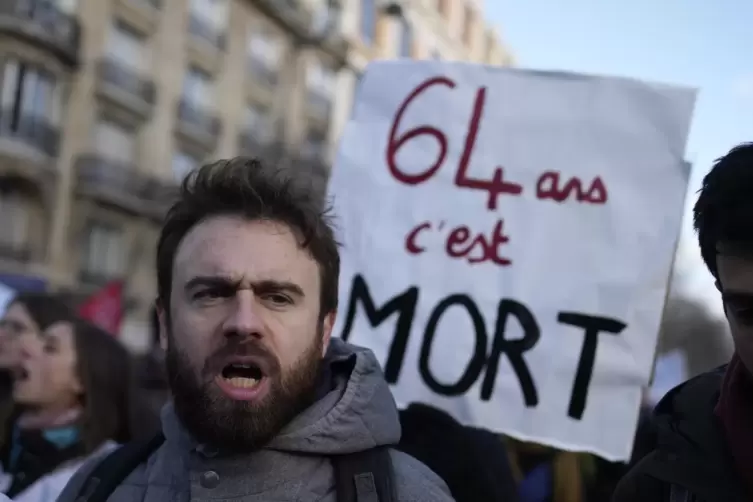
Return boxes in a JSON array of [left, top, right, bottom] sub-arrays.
[[397, 403, 518, 502], [612, 366, 749, 502]]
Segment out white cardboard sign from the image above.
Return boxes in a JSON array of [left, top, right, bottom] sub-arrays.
[[328, 61, 696, 461]]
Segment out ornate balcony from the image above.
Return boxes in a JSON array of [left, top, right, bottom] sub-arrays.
[[188, 13, 226, 51], [252, 0, 348, 64], [75, 154, 179, 220], [0, 111, 59, 158], [113, 0, 162, 37], [0, 0, 80, 66], [95, 58, 156, 122], [175, 99, 221, 153]]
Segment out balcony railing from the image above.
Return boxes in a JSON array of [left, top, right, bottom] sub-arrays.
[[0, 110, 59, 156], [252, 0, 309, 40], [97, 58, 156, 111], [247, 58, 279, 87], [0, 0, 81, 65], [176, 99, 221, 147], [75, 154, 147, 208], [188, 13, 226, 51]]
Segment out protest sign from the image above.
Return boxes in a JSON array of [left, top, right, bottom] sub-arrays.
[[328, 61, 696, 461]]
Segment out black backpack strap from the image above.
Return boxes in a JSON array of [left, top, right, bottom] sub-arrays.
[[74, 432, 165, 502], [333, 446, 396, 502]]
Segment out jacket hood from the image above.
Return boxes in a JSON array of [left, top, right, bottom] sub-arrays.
[[161, 338, 401, 455], [643, 364, 747, 500]]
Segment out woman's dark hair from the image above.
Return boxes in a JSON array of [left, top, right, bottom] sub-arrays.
[[72, 319, 133, 452], [9, 292, 75, 331]]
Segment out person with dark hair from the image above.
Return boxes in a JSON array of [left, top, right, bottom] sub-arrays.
[[58, 157, 454, 502], [613, 143, 753, 501], [4, 318, 131, 501], [0, 294, 76, 462]]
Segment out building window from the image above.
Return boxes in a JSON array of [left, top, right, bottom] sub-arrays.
[[94, 120, 136, 165], [172, 149, 199, 182], [306, 59, 335, 116], [360, 0, 375, 45], [0, 60, 58, 127], [81, 222, 125, 281], [0, 191, 28, 251], [190, 0, 227, 31], [399, 19, 413, 58], [244, 102, 271, 142], [247, 30, 282, 86], [106, 20, 147, 72], [182, 66, 212, 108]]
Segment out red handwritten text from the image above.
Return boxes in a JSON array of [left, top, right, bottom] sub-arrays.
[[386, 77, 523, 211], [405, 220, 512, 266], [536, 171, 608, 204]]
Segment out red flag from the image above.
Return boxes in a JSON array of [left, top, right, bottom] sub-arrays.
[[78, 280, 124, 336]]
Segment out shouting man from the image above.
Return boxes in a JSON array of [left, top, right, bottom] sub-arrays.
[[58, 158, 454, 502], [613, 143, 753, 501]]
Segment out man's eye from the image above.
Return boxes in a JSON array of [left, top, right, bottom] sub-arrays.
[[265, 293, 292, 305], [194, 289, 226, 300]]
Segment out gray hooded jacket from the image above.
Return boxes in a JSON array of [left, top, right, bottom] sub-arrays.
[[57, 339, 454, 501]]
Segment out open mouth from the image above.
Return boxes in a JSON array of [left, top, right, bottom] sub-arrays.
[[220, 362, 264, 389]]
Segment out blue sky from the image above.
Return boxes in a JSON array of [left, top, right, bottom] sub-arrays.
[[487, 0, 753, 317]]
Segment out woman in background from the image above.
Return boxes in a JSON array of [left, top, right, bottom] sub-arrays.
[[0, 294, 76, 468], [5, 318, 132, 501]]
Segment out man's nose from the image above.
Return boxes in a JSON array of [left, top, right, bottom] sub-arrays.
[[223, 290, 265, 339]]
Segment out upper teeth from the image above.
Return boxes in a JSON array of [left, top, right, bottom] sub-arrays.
[[226, 377, 259, 388]]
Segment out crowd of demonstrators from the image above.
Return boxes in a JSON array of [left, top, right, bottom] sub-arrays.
[[0, 294, 133, 501], [0, 145, 747, 501]]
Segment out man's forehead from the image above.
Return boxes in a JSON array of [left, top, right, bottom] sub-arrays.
[[173, 216, 314, 282]]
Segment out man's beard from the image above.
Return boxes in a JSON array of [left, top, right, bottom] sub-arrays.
[[166, 325, 324, 452]]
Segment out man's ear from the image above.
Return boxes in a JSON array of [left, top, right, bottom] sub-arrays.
[[155, 299, 168, 351], [321, 310, 336, 357]]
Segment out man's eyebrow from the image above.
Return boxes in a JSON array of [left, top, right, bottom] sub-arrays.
[[183, 277, 305, 297], [253, 280, 305, 297], [184, 275, 240, 291]]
